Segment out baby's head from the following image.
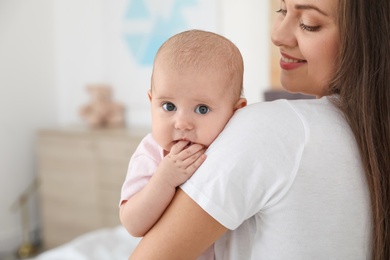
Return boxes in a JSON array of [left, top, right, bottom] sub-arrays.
[[149, 30, 246, 152], [152, 29, 244, 100]]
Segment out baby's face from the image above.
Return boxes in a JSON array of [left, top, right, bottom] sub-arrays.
[[149, 66, 244, 152]]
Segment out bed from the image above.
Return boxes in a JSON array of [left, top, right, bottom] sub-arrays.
[[29, 226, 141, 260]]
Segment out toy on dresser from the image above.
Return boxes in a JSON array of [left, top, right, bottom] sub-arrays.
[[80, 84, 125, 128]]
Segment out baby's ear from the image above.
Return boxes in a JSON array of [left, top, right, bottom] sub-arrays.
[[147, 90, 152, 102], [234, 98, 247, 110]]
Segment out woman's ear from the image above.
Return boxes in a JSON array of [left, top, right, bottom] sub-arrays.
[[233, 98, 247, 111], [148, 90, 152, 102]]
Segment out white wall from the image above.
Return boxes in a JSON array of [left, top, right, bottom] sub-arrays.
[[220, 0, 269, 105], [0, 0, 270, 253], [0, 0, 57, 253], [53, 0, 221, 128], [53, 0, 269, 128]]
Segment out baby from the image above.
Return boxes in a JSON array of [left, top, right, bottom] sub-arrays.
[[119, 29, 246, 259]]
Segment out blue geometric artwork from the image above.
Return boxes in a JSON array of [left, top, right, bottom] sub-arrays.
[[123, 0, 199, 66], [124, 0, 149, 19]]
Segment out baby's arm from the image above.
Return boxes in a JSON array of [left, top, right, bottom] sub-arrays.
[[120, 140, 206, 237]]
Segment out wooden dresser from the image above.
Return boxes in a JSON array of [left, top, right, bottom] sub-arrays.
[[36, 127, 148, 249]]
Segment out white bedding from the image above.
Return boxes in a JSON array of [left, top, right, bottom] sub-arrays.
[[30, 226, 141, 260]]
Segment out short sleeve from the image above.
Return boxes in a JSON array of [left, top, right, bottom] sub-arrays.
[[120, 134, 163, 205], [180, 100, 307, 229]]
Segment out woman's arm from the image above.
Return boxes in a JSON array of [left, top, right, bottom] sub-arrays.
[[129, 188, 227, 260]]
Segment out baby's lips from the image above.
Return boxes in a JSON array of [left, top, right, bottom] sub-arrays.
[[173, 139, 191, 149], [175, 139, 205, 148], [175, 138, 191, 144]]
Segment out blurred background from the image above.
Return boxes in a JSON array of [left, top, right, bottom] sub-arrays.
[[0, 0, 273, 257]]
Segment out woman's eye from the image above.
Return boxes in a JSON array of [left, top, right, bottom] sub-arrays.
[[299, 22, 320, 32], [276, 8, 287, 16], [162, 102, 176, 111], [195, 105, 210, 115]]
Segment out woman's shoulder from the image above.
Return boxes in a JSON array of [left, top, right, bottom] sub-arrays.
[[223, 96, 340, 147], [242, 95, 333, 114], [233, 96, 337, 126]]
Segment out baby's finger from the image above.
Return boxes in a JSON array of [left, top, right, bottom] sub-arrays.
[[183, 149, 207, 172], [170, 140, 191, 155], [178, 143, 205, 160], [181, 147, 206, 166]]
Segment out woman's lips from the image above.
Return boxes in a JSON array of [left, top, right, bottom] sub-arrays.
[[279, 54, 306, 70]]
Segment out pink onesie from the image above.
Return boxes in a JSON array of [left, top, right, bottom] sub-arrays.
[[120, 133, 214, 260], [120, 133, 163, 204]]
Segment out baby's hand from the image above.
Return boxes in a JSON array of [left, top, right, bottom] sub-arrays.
[[155, 141, 206, 189]]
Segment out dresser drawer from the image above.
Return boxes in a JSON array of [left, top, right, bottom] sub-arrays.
[[96, 137, 140, 162], [37, 127, 149, 249]]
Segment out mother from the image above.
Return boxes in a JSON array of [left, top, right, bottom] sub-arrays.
[[130, 0, 390, 259]]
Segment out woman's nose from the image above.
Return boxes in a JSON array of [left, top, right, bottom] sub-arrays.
[[271, 16, 297, 48]]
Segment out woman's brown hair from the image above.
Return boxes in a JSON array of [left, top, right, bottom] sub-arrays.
[[329, 0, 390, 259]]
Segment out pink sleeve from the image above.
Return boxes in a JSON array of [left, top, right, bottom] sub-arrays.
[[119, 134, 163, 205]]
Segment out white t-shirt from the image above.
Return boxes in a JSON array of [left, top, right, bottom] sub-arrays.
[[181, 96, 371, 260]]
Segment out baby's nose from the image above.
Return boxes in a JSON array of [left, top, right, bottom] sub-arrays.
[[174, 114, 194, 130]]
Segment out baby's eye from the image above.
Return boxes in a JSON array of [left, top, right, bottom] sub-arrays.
[[195, 105, 210, 115], [162, 102, 176, 111]]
